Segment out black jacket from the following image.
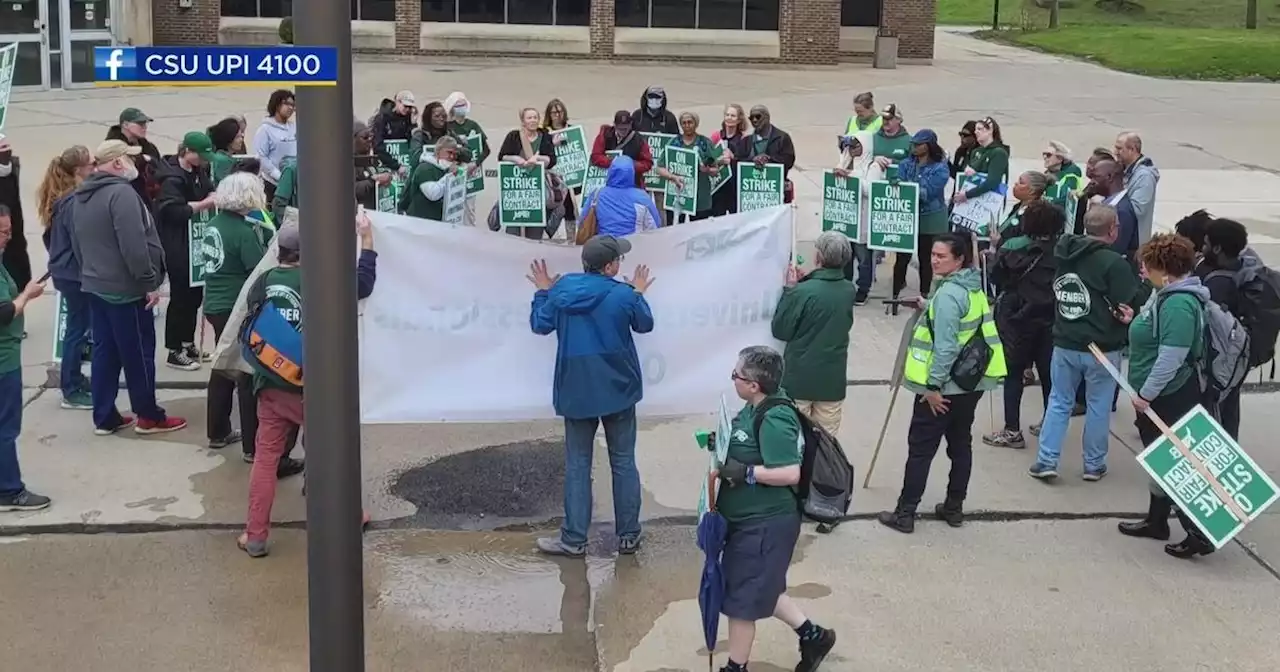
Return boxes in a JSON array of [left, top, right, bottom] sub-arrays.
[[371, 98, 415, 171], [498, 130, 558, 170], [106, 125, 163, 209], [743, 124, 797, 177], [154, 155, 214, 286], [0, 157, 29, 288], [991, 235, 1058, 358]]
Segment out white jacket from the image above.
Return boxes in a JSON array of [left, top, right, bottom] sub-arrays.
[[835, 130, 884, 244]]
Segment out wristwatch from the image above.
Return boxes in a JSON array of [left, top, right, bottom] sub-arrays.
[[746, 465, 757, 486]]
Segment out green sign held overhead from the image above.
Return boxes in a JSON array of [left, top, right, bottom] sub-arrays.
[[662, 145, 699, 214], [188, 209, 214, 287], [551, 125, 589, 190], [821, 171, 862, 242], [867, 180, 919, 254], [498, 162, 547, 227], [641, 133, 676, 192], [1139, 405, 1278, 549], [736, 162, 784, 213]]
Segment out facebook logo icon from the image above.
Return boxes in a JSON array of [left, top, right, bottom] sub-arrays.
[[93, 47, 136, 83]]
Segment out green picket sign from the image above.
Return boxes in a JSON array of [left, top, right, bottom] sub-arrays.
[[384, 139, 409, 166], [443, 169, 467, 226], [709, 163, 732, 195], [50, 292, 90, 362], [188, 209, 214, 287], [641, 133, 676, 192], [0, 43, 17, 133], [551, 125, 589, 190], [464, 134, 485, 195], [498, 162, 547, 227], [1139, 406, 1279, 549], [821, 171, 862, 242], [375, 178, 403, 213], [867, 180, 919, 254], [662, 145, 699, 214], [583, 150, 618, 202], [735, 162, 784, 212]]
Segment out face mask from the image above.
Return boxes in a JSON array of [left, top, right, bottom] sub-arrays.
[[453, 105, 469, 119], [646, 97, 662, 111], [437, 158, 454, 170]]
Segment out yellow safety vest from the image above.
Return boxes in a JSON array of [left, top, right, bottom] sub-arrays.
[[904, 288, 1007, 387], [844, 115, 882, 136]]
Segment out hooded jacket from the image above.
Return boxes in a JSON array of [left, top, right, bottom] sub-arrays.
[[905, 266, 1000, 396], [400, 153, 453, 221], [632, 87, 679, 135], [1128, 276, 1207, 400], [372, 98, 416, 171], [1124, 155, 1160, 245], [529, 271, 655, 419], [253, 115, 298, 184], [71, 172, 166, 298], [46, 194, 80, 288], [580, 156, 661, 237], [105, 125, 162, 208], [153, 155, 214, 286], [991, 234, 1058, 358], [835, 130, 882, 243], [1051, 234, 1141, 353]]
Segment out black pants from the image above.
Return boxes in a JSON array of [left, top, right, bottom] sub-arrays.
[[1217, 384, 1241, 440], [506, 226, 545, 240], [1135, 377, 1207, 539], [891, 233, 937, 297], [710, 184, 737, 217], [1003, 332, 1053, 431], [164, 278, 204, 352], [898, 391, 983, 511], [206, 311, 257, 451]]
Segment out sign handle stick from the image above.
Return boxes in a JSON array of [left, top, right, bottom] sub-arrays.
[[1088, 343, 1249, 522], [864, 310, 921, 487], [862, 384, 900, 488], [196, 304, 205, 359]]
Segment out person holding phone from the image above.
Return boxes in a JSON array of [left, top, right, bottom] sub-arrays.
[[0, 215, 50, 511]]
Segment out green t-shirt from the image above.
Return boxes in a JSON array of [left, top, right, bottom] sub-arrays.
[[664, 134, 722, 214], [1127, 293, 1203, 398], [0, 266, 23, 374], [210, 150, 236, 187], [93, 292, 140, 304], [252, 265, 305, 395], [716, 393, 804, 525], [402, 161, 448, 220], [203, 211, 272, 315]]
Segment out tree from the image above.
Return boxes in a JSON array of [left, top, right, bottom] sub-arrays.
[[279, 16, 294, 44]]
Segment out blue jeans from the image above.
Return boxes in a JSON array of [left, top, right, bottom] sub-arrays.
[[561, 405, 641, 547], [0, 370, 25, 497], [853, 243, 875, 294], [54, 281, 90, 398], [88, 294, 166, 429], [1035, 347, 1121, 472]]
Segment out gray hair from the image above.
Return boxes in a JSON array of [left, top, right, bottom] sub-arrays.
[[1045, 140, 1072, 162], [1117, 131, 1142, 153], [283, 206, 299, 228], [214, 171, 266, 213], [1021, 170, 1049, 197], [814, 231, 853, 270], [435, 135, 459, 151], [737, 345, 783, 395], [678, 111, 699, 128], [1084, 203, 1118, 237]]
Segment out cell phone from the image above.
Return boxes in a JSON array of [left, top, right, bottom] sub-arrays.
[[37, 271, 50, 284]]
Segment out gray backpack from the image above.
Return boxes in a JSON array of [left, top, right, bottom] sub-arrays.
[[1159, 291, 1250, 399]]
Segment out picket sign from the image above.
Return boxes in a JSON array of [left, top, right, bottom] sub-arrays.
[[359, 205, 793, 422]]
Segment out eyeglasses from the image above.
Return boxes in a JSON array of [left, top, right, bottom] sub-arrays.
[[748, 114, 762, 121], [731, 371, 753, 383]]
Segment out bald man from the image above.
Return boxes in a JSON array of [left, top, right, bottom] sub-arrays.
[[1113, 132, 1159, 245]]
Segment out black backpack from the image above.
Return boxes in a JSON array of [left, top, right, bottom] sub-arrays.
[[752, 398, 854, 525], [1207, 253, 1280, 368]]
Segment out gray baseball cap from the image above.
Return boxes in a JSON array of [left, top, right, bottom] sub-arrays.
[[581, 235, 631, 271], [277, 223, 301, 252]]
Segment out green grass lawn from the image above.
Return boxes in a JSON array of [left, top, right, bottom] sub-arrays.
[[940, 0, 1280, 80]]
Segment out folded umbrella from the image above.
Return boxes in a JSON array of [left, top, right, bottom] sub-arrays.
[[696, 470, 728, 672]]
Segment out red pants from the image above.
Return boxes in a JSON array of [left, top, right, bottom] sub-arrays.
[[244, 387, 304, 542]]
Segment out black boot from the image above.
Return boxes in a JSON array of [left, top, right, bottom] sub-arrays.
[[1117, 493, 1171, 540], [934, 498, 964, 528], [1165, 534, 1215, 559], [877, 506, 915, 534]]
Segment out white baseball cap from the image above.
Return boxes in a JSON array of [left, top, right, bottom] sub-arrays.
[[395, 90, 416, 107]]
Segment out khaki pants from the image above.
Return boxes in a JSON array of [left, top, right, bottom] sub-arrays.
[[793, 400, 843, 435]]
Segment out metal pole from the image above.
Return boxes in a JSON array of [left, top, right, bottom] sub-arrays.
[[295, 3, 364, 672], [992, 0, 1000, 30]]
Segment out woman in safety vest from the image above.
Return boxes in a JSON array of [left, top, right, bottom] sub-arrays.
[[1113, 233, 1215, 560], [878, 233, 1007, 534], [844, 92, 882, 136]]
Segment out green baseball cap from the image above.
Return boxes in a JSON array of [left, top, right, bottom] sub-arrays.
[[119, 107, 153, 124], [182, 131, 214, 160]]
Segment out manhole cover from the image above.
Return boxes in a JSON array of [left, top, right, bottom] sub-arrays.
[[390, 438, 564, 530]]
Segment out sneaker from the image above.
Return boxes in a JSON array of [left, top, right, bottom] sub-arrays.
[[796, 626, 837, 672], [1028, 462, 1059, 480], [59, 390, 93, 410], [1029, 422, 1043, 437], [982, 429, 1026, 449], [208, 429, 242, 450], [535, 536, 586, 557], [242, 452, 255, 464], [135, 416, 188, 435], [1083, 467, 1108, 482], [854, 290, 869, 307], [94, 414, 136, 436], [618, 536, 641, 555], [237, 533, 269, 558], [165, 349, 199, 371], [0, 489, 52, 512], [184, 343, 212, 364], [276, 457, 305, 479]]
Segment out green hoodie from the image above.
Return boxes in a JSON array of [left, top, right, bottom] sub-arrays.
[[1051, 234, 1141, 353], [905, 267, 1001, 397], [964, 143, 1010, 199], [874, 126, 912, 176]]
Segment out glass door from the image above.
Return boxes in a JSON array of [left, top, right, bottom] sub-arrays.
[[60, 0, 112, 88], [0, 0, 50, 90]]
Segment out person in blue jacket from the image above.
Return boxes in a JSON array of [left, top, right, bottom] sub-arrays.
[[580, 155, 662, 237], [527, 235, 655, 557]]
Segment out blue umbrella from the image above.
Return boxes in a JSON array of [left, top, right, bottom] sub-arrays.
[[697, 471, 728, 671]]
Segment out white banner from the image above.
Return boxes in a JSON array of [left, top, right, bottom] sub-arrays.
[[360, 206, 793, 422]]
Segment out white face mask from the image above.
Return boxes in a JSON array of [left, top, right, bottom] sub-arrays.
[[453, 105, 469, 119], [646, 98, 662, 111], [437, 158, 454, 170]]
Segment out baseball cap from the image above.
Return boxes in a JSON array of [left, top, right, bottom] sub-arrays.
[[395, 90, 416, 107], [582, 235, 632, 271], [119, 107, 153, 124], [613, 110, 633, 126], [277, 223, 301, 252], [182, 131, 215, 160], [353, 118, 370, 136], [910, 129, 938, 145], [881, 104, 903, 120], [94, 139, 142, 164]]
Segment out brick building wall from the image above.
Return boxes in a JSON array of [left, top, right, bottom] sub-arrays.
[[152, 0, 935, 63]]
